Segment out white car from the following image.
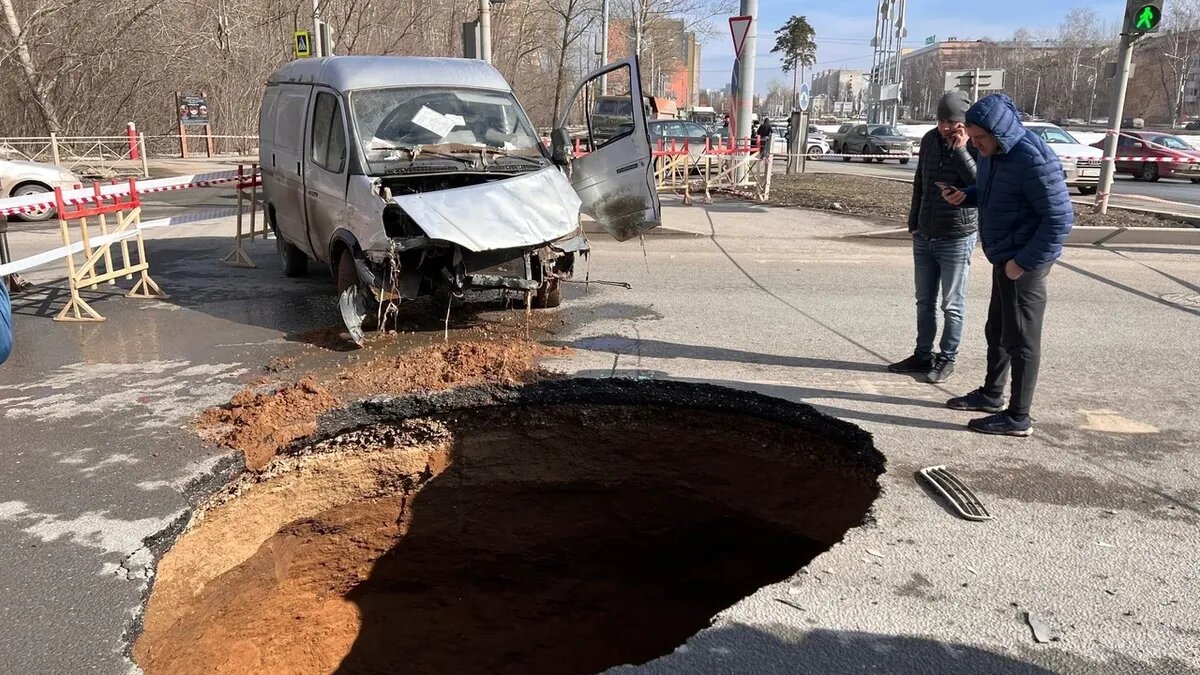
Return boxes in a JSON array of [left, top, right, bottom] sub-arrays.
[[1024, 122, 1103, 195], [770, 132, 829, 160], [0, 159, 81, 221]]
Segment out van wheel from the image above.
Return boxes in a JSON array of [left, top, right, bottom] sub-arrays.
[[533, 278, 562, 309], [1140, 162, 1160, 182], [277, 230, 308, 277], [336, 249, 378, 331]]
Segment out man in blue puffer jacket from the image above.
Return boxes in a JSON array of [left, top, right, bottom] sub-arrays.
[[941, 93, 1073, 437]]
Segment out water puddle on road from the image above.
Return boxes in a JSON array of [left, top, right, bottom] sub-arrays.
[[134, 379, 883, 675]]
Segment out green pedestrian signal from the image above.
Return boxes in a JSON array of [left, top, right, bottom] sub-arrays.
[[1124, 0, 1164, 34], [1136, 5, 1160, 30]]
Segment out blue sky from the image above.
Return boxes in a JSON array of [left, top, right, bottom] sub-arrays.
[[697, 0, 1129, 94]]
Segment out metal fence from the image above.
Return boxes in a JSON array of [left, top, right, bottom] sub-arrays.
[[0, 132, 261, 179], [0, 134, 148, 178]]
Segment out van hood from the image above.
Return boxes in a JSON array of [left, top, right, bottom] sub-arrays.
[[391, 166, 582, 252]]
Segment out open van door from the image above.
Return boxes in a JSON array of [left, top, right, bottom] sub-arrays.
[[553, 58, 660, 241]]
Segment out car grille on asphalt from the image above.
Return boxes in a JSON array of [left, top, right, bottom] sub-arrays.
[[1075, 158, 1102, 169]]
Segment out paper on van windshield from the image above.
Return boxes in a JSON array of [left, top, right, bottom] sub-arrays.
[[412, 106, 456, 138]]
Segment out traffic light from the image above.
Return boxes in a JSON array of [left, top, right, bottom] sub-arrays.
[[1124, 0, 1164, 34]]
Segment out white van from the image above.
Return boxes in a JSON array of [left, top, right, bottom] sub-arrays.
[[259, 55, 660, 341]]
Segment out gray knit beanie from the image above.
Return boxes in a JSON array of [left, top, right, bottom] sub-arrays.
[[937, 91, 971, 123]]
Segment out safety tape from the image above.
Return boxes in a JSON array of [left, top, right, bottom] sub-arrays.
[[0, 207, 240, 277], [0, 170, 244, 217]]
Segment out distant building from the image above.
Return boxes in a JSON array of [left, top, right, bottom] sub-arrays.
[[896, 37, 1075, 120], [812, 70, 864, 113], [607, 18, 699, 110]]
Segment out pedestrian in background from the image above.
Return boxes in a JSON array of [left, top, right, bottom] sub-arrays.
[[942, 93, 1074, 437], [888, 91, 978, 384], [756, 116, 774, 157]]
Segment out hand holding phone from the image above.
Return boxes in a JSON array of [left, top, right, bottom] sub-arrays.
[[939, 182, 967, 206]]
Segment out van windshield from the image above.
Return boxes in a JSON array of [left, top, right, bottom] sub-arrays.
[[350, 87, 546, 172]]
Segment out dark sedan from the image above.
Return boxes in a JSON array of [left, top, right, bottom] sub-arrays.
[[839, 124, 912, 164]]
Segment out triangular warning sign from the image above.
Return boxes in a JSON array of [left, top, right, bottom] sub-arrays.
[[729, 15, 752, 59]]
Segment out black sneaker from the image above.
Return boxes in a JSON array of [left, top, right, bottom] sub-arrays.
[[967, 412, 1033, 437], [946, 388, 1005, 412], [888, 353, 934, 373], [926, 357, 955, 384]]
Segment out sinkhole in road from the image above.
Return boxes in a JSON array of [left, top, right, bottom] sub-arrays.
[[134, 379, 883, 675]]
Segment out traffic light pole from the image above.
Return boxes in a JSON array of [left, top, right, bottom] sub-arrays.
[[1095, 32, 1136, 215]]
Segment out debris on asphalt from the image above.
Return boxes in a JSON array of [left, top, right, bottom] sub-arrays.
[[866, 548, 885, 559], [1096, 541, 1115, 548], [769, 173, 1195, 229], [787, 586, 802, 595], [967, 566, 979, 575], [775, 599, 806, 612], [1025, 611, 1055, 644], [918, 465, 993, 521]]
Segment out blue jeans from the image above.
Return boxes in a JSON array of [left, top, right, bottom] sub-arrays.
[[912, 232, 977, 362]]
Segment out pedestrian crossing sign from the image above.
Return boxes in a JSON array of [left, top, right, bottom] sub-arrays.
[[294, 31, 313, 59]]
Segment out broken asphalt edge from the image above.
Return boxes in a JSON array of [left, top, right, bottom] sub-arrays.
[[118, 452, 246, 670], [115, 377, 888, 672]]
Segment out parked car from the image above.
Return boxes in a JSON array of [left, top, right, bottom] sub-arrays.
[[838, 124, 912, 164], [829, 123, 855, 153], [1121, 117, 1145, 129], [1090, 130, 1200, 183], [259, 55, 660, 342], [1185, 119, 1200, 131], [1024, 122, 1104, 195], [0, 159, 81, 222], [647, 119, 714, 158], [772, 129, 829, 159]]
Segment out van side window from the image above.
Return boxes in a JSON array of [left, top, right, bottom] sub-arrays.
[[311, 91, 347, 173]]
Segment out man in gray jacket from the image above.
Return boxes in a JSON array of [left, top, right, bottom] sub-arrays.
[[888, 91, 979, 383]]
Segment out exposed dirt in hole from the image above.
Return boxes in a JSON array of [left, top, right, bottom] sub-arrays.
[[138, 387, 882, 675], [196, 340, 567, 470]]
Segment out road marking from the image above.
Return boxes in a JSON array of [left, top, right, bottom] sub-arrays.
[[1079, 409, 1159, 434]]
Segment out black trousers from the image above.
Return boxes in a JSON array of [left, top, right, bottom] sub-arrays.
[[981, 261, 1053, 418]]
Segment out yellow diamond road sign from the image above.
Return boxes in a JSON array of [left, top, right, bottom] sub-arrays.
[[294, 30, 313, 58]]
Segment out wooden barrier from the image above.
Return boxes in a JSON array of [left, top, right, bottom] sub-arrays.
[[53, 179, 166, 322], [222, 164, 266, 268]]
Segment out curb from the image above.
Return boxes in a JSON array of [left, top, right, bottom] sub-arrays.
[[848, 225, 1200, 246]]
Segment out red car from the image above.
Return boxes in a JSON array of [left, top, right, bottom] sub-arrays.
[[1091, 131, 1200, 183]]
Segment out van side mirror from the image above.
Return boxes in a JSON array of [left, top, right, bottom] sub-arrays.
[[551, 127, 573, 166]]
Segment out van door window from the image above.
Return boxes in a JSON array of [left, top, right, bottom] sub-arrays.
[[587, 68, 637, 150], [311, 91, 347, 173]]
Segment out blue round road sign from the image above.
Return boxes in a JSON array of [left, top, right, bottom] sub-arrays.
[[797, 82, 811, 112]]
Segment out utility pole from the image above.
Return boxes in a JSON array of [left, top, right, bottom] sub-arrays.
[[633, 0, 642, 61], [1032, 74, 1041, 117], [600, 0, 609, 94], [892, 0, 906, 124], [311, 0, 324, 57], [735, 0, 757, 143], [972, 67, 980, 101], [479, 0, 492, 64], [1098, 2, 1165, 211], [1096, 35, 1136, 214]]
